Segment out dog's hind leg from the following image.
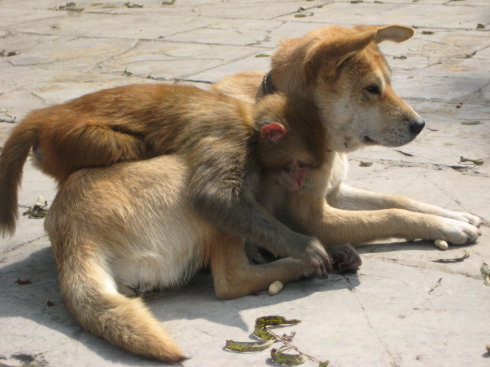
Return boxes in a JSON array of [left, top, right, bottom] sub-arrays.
[[56, 238, 186, 363], [210, 234, 312, 300]]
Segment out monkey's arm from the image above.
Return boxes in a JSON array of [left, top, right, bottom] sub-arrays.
[[187, 150, 332, 277]]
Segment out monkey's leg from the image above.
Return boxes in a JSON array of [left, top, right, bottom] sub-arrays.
[[210, 234, 312, 300], [328, 183, 483, 227]]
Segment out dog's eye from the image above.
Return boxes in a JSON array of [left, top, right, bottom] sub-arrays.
[[365, 85, 381, 95]]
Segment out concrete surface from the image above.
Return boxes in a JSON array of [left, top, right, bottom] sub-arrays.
[[1, 0, 489, 366]]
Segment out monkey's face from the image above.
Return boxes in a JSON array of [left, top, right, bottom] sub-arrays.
[[312, 44, 424, 153]]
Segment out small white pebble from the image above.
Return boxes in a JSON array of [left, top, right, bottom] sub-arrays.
[[268, 281, 283, 296], [434, 239, 448, 250]]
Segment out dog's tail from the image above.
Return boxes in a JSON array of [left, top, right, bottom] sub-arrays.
[[57, 239, 186, 363], [0, 118, 38, 237]]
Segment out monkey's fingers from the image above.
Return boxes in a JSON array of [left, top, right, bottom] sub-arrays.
[[298, 239, 333, 277]]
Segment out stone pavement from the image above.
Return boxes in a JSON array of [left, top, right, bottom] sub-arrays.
[[1, 0, 489, 366]]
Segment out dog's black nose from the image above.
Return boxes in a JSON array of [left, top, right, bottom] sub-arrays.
[[409, 119, 425, 135]]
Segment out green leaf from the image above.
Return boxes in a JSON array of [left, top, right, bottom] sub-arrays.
[[271, 347, 305, 366], [255, 316, 301, 328], [224, 339, 274, 352]]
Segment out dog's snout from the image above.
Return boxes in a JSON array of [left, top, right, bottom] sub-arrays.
[[409, 119, 425, 135]]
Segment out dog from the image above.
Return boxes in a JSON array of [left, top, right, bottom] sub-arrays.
[[44, 88, 479, 363], [213, 24, 483, 234]]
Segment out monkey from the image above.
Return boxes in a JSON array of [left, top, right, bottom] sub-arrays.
[[0, 84, 332, 276]]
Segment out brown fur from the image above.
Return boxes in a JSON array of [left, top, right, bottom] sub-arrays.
[[0, 85, 250, 235]]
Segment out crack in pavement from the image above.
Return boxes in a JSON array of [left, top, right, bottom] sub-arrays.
[[342, 275, 402, 367]]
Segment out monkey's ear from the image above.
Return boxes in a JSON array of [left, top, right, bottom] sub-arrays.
[[260, 122, 288, 143]]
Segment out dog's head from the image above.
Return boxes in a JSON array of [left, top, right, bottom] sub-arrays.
[[271, 25, 424, 152]]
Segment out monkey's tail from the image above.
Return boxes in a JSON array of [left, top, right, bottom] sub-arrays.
[[0, 119, 38, 237], [58, 239, 187, 363]]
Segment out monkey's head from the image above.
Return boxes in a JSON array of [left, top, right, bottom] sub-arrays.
[[253, 94, 322, 191]]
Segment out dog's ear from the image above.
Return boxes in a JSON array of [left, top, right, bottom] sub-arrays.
[[375, 25, 414, 43], [304, 30, 376, 83], [355, 25, 414, 43]]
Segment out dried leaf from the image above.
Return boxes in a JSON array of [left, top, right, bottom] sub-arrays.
[[0, 116, 16, 123], [162, 0, 175, 5], [432, 249, 470, 263], [461, 121, 481, 125], [460, 156, 484, 165], [271, 347, 305, 366], [0, 50, 20, 57], [395, 150, 414, 157], [124, 2, 143, 8], [477, 24, 485, 30], [54, 2, 84, 12], [422, 31, 434, 35], [294, 12, 314, 18], [319, 362, 330, 367], [359, 161, 373, 167], [481, 263, 490, 286], [465, 50, 477, 59], [224, 339, 274, 352], [23, 196, 49, 219]]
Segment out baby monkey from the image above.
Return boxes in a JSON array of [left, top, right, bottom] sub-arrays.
[[254, 101, 362, 274]]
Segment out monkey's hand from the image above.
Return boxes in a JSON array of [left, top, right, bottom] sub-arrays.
[[297, 238, 334, 278]]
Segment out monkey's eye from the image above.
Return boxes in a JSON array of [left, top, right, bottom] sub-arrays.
[[364, 84, 381, 95], [297, 161, 312, 169]]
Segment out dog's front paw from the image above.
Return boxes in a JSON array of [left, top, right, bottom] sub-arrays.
[[444, 210, 483, 227], [437, 217, 481, 245], [326, 244, 362, 274]]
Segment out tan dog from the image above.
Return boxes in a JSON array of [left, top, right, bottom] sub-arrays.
[[213, 24, 483, 239], [45, 90, 479, 363]]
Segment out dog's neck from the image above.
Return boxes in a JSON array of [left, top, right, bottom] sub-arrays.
[[261, 71, 277, 96]]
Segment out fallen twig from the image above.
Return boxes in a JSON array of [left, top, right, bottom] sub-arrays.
[[432, 249, 470, 263]]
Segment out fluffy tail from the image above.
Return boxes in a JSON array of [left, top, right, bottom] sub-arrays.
[[58, 241, 186, 363], [0, 120, 37, 237]]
